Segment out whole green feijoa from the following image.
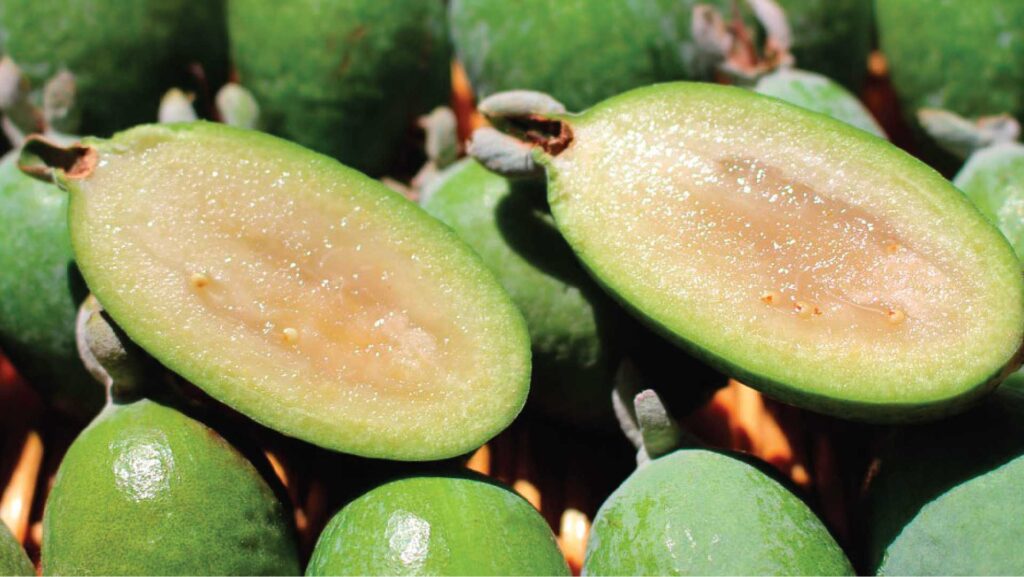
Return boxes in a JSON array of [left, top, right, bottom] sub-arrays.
[[876, 0, 1024, 122], [953, 142, 1024, 263], [42, 399, 299, 576], [306, 474, 569, 576], [867, 384, 1024, 575], [0, 151, 102, 420], [755, 68, 886, 138], [0, 0, 228, 136], [774, 0, 873, 91], [584, 449, 853, 575], [450, 0, 719, 111], [0, 522, 32, 576], [228, 0, 450, 176], [422, 159, 626, 427]]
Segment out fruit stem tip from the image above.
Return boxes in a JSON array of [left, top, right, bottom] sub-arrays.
[[18, 135, 97, 183]]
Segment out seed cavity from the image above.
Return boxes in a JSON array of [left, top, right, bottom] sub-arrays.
[[189, 272, 211, 289], [282, 327, 299, 343]]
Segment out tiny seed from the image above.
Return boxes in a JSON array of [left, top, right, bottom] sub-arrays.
[[282, 327, 299, 343], [887, 309, 906, 324], [761, 291, 779, 305], [189, 272, 210, 289], [795, 301, 814, 318], [885, 243, 900, 254]]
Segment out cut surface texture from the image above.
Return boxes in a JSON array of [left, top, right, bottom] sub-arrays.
[[61, 123, 530, 460], [543, 83, 1024, 419]]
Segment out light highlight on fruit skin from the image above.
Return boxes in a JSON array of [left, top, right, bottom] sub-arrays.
[[57, 122, 530, 460], [534, 83, 1023, 419]]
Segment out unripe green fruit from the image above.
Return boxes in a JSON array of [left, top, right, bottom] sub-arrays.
[[228, 0, 450, 176], [0, 522, 32, 576], [42, 399, 300, 576], [307, 474, 570, 576], [953, 142, 1024, 263]]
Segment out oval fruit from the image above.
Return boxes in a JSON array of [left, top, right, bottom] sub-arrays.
[[584, 449, 853, 575], [0, 522, 32, 576], [0, 150, 103, 420], [42, 399, 299, 575], [422, 158, 627, 426], [24, 123, 530, 460], [306, 474, 569, 576], [228, 0, 450, 175], [953, 142, 1024, 263], [876, 0, 1024, 122], [482, 83, 1023, 420], [450, 0, 714, 111], [866, 385, 1024, 575]]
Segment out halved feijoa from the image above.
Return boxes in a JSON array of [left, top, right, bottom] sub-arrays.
[[479, 83, 1024, 421], [24, 122, 530, 460]]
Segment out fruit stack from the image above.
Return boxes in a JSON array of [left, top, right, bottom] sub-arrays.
[[1, 0, 1022, 575]]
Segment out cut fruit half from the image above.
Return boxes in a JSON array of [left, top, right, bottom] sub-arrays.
[[476, 84, 1024, 421], [23, 123, 531, 460]]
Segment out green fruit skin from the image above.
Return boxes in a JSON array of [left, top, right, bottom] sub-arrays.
[[307, 474, 569, 576], [954, 142, 1024, 263], [42, 399, 300, 576], [867, 384, 1024, 575], [0, 0, 228, 136], [584, 450, 854, 576], [422, 159, 626, 426], [775, 0, 873, 91], [877, 0, 1024, 121], [0, 522, 32, 576], [450, 0, 718, 112], [228, 0, 450, 176], [0, 152, 103, 420], [754, 68, 887, 138]]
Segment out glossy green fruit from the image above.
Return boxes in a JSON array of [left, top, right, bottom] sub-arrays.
[[0, 0, 228, 135], [25, 122, 529, 460], [307, 474, 569, 576], [450, 0, 716, 111], [867, 384, 1024, 575], [953, 142, 1024, 263], [584, 449, 853, 575], [228, 0, 450, 175], [0, 522, 32, 576], [0, 151, 102, 419], [479, 83, 1023, 421], [422, 159, 626, 426], [877, 0, 1024, 121], [42, 399, 299, 575], [755, 68, 886, 138], [774, 0, 873, 91]]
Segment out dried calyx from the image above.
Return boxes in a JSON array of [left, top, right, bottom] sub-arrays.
[[918, 108, 1021, 160], [693, 0, 796, 85], [18, 135, 96, 183], [469, 90, 572, 179], [76, 295, 153, 403]]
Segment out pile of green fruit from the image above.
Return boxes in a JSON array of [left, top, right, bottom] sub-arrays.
[[0, 0, 1022, 575]]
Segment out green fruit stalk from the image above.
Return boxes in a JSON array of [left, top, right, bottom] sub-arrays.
[[0, 0, 228, 135], [227, 0, 450, 176], [472, 85, 1023, 421], [21, 122, 530, 460], [307, 474, 570, 576], [42, 298, 299, 576], [0, 522, 32, 576]]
